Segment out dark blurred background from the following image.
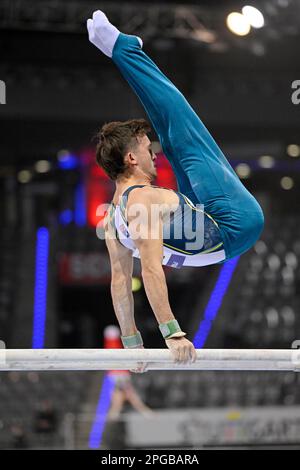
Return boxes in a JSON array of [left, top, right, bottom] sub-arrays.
[[0, 0, 300, 450]]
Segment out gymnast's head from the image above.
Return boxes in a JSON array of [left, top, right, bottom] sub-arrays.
[[95, 118, 157, 181]]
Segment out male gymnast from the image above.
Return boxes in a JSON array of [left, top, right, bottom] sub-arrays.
[[87, 11, 264, 369]]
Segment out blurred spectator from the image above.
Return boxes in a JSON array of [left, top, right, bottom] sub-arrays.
[[108, 374, 154, 420], [101, 325, 154, 449], [103, 325, 154, 419], [10, 423, 28, 449], [34, 399, 57, 434], [101, 373, 154, 450]]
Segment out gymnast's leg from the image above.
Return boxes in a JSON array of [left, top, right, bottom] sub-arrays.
[[87, 12, 194, 203], [87, 11, 264, 260]]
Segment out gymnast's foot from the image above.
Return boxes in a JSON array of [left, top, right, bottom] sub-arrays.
[[87, 10, 143, 58]]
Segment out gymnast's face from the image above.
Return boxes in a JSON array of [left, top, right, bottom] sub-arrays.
[[128, 134, 157, 180]]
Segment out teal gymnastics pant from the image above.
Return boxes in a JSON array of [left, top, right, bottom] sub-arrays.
[[112, 33, 264, 260]]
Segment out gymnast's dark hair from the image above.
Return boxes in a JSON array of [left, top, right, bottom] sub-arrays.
[[95, 118, 152, 180]]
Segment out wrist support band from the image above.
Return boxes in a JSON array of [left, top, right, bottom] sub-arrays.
[[121, 331, 143, 349], [159, 319, 186, 340]]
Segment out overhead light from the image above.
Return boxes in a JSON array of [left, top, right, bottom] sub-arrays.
[[287, 144, 300, 158], [18, 170, 32, 183], [280, 176, 294, 190], [235, 163, 251, 178], [57, 149, 78, 170], [35, 160, 51, 173], [242, 6, 265, 29], [226, 12, 251, 36], [259, 155, 275, 168]]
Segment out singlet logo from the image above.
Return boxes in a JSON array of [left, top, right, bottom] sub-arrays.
[[120, 223, 130, 238], [166, 254, 185, 269]]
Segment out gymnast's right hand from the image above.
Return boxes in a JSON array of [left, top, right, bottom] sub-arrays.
[[129, 346, 148, 374], [165, 337, 197, 365]]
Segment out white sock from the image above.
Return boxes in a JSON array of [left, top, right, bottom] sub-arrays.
[[87, 10, 143, 58]]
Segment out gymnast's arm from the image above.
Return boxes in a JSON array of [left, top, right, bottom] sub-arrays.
[[104, 209, 138, 337], [127, 188, 174, 324], [127, 188, 196, 364]]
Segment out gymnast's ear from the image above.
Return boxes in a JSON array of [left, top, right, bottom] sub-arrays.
[[125, 151, 138, 168]]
